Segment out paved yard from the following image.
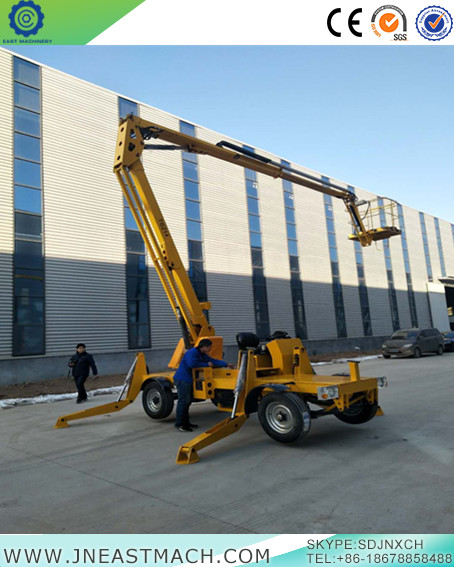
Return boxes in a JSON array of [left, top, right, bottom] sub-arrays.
[[1, 354, 453, 533]]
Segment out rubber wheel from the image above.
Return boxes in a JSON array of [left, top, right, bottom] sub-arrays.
[[383, 354, 391, 359], [334, 398, 378, 424], [413, 347, 422, 358], [436, 345, 444, 355], [142, 381, 174, 419], [258, 392, 311, 444]]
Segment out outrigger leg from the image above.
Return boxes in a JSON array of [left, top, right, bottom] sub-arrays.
[[176, 349, 251, 464], [54, 353, 147, 429]]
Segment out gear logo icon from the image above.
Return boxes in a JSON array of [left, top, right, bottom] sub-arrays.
[[9, 0, 44, 37]]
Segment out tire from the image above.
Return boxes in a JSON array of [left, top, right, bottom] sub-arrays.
[[436, 345, 444, 356], [413, 347, 422, 358], [334, 397, 378, 424], [142, 381, 174, 419], [258, 392, 311, 444], [383, 354, 391, 359]]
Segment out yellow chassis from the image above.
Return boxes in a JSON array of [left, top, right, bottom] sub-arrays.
[[55, 338, 383, 464]]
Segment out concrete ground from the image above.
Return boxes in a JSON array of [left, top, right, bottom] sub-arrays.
[[1, 354, 453, 534]]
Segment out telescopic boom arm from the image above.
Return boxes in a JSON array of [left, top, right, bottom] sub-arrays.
[[114, 115, 400, 352]]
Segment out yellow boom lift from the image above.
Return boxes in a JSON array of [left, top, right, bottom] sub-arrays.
[[55, 115, 401, 464]]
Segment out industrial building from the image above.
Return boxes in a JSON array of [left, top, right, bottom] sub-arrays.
[[0, 47, 453, 384]]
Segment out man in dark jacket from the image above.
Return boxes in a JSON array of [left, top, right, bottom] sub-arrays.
[[173, 338, 234, 432], [69, 343, 98, 403]]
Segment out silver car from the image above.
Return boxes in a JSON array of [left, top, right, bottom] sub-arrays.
[[382, 328, 444, 358]]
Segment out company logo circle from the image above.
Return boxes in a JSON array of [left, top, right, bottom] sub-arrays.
[[416, 5, 452, 41], [8, 0, 44, 37]]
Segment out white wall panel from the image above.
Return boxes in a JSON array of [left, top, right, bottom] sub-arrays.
[[42, 67, 127, 355]]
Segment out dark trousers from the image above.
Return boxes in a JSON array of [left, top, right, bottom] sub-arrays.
[[175, 380, 193, 427], [74, 375, 88, 401]]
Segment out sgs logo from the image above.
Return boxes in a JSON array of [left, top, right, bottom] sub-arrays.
[[371, 5, 408, 41]]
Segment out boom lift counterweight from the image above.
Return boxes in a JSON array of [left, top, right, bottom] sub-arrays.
[[55, 115, 398, 464]]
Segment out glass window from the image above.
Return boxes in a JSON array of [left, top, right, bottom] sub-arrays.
[[357, 264, 365, 280], [189, 260, 205, 281], [14, 83, 40, 112], [184, 179, 199, 201], [14, 296, 44, 325], [128, 300, 149, 324], [14, 58, 40, 88], [250, 231, 262, 248], [247, 196, 259, 216], [126, 276, 148, 299], [248, 214, 261, 233], [14, 159, 41, 188], [182, 150, 197, 164], [13, 325, 44, 356], [119, 98, 138, 120], [14, 107, 40, 137], [129, 324, 150, 349], [126, 253, 146, 275], [192, 278, 208, 302], [255, 301, 270, 323], [187, 220, 202, 241], [126, 230, 145, 253], [14, 186, 41, 214], [329, 247, 338, 263], [286, 223, 297, 240], [253, 285, 268, 303], [288, 239, 298, 256], [251, 248, 263, 267], [124, 208, 138, 230], [246, 179, 258, 198], [186, 199, 201, 221], [14, 133, 41, 162], [252, 267, 266, 286], [328, 232, 337, 248], [15, 240, 43, 269], [326, 218, 335, 234], [245, 168, 257, 182], [183, 160, 198, 182], [14, 276, 44, 297], [188, 240, 203, 260], [284, 192, 294, 208], [180, 121, 195, 137], [15, 212, 42, 240], [285, 207, 295, 225], [289, 255, 299, 272]]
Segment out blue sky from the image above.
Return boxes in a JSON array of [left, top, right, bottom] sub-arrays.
[[5, 46, 453, 222]]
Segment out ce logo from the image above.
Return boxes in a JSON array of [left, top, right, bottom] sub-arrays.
[[327, 8, 363, 37]]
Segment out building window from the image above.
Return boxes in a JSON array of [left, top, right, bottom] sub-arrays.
[[245, 147, 270, 340], [419, 212, 433, 282], [434, 218, 446, 277], [12, 57, 44, 356], [180, 121, 208, 306], [349, 187, 372, 336], [282, 160, 307, 339], [322, 176, 347, 338], [119, 98, 151, 349], [397, 204, 418, 328], [378, 197, 400, 331]]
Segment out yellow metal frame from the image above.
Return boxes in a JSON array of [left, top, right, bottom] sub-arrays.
[[55, 115, 393, 464]]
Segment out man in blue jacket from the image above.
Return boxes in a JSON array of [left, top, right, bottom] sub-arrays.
[[173, 338, 234, 432]]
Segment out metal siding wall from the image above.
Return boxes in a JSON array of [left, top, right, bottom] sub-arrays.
[[196, 127, 255, 343], [139, 105, 187, 349], [440, 219, 454, 275], [388, 208, 412, 329], [331, 182, 364, 338], [257, 163, 294, 337], [426, 214, 442, 279], [0, 50, 13, 357], [293, 183, 337, 340], [402, 206, 432, 327], [41, 68, 128, 355]]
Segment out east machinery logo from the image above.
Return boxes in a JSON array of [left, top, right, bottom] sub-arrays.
[[3, 0, 52, 44], [371, 5, 408, 41]]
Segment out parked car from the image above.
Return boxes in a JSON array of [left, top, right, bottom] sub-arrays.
[[442, 331, 454, 352], [382, 328, 444, 358]]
